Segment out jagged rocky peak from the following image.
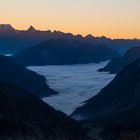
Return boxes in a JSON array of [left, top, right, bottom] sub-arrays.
[[0, 24, 15, 32], [27, 25, 36, 32], [85, 34, 95, 39]]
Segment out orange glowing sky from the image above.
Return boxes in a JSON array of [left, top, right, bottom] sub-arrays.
[[0, 0, 140, 39]]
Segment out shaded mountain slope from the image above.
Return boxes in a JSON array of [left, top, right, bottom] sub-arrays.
[[99, 46, 140, 73], [0, 55, 57, 97], [72, 58, 140, 128], [0, 80, 89, 140], [12, 39, 119, 66]]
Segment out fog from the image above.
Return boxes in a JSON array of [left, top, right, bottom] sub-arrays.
[[28, 61, 115, 115]]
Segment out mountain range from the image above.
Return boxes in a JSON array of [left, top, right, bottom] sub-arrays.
[[1, 23, 140, 139], [12, 39, 119, 66], [0, 24, 140, 55]]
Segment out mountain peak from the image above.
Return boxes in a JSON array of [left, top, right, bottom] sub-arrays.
[[100, 36, 108, 39], [85, 34, 95, 39], [0, 24, 15, 32], [27, 25, 36, 32]]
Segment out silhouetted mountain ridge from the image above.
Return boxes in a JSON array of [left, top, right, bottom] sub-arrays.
[[0, 24, 140, 54]]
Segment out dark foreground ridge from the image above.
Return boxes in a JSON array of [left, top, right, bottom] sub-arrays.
[[0, 80, 89, 140], [71, 58, 140, 139]]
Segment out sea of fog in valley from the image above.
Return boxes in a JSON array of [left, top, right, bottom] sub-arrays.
[[28, 61, 115, 115]]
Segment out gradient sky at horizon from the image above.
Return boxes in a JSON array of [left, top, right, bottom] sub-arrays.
[[0, 0, 140, 38]]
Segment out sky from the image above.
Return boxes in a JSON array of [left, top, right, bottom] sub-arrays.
[[0, 0, 140, 39]]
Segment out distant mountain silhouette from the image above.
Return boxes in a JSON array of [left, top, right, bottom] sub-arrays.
[[12, 39, 119, 66], [0, 55, 57, 97], [72, 58, 140, 128], [27, 25, 36, 32], [0, 24, 16, 32], [0, 80, 89, 140], [99, 46, 140, 73], [0, 24, 140, 54], [96, 37, 140, 54]]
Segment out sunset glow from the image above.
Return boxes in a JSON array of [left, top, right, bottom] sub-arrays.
[[0, 0, 140, 38]]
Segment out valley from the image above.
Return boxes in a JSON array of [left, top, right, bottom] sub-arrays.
[[28, 61, 115, 115]]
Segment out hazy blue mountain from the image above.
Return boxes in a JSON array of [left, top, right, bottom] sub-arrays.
[[96, 36, 140, 55], [99, 46, 140, 73], [12, 39, 119, 66], [72, 58, 140, 129], [0, 24, 140, 55], [0, 55, 57, 97], [0, 80, 89, 140], [0, 24, 84, 54]]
